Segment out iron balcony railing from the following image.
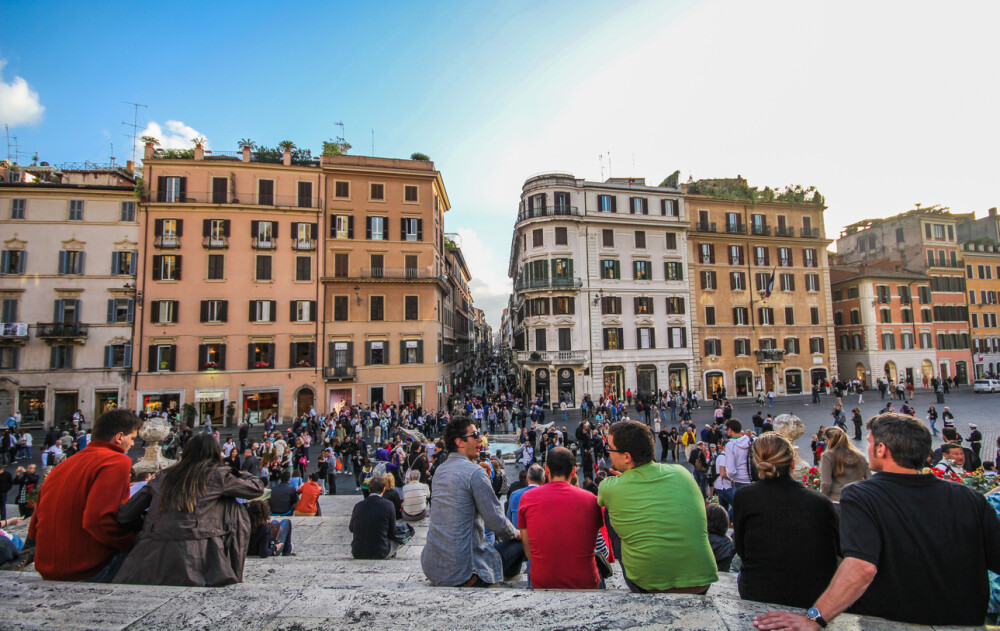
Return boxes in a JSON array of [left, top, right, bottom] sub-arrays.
[[801, 227, 821, 238], [774, 226, 796, 237], [516, 350, 587, 363], [292, 239, 317, 251], [694, 221, 717, 233], [725, 224, 746, 235], [514, 277, 583, 292], [202, 236, 228, 249], [152, 190, 320, 208], [36, 322, 89, 340], [751, 225, 771, 236], [754, 348, 786, 362], [516, 205, 582, 223], [361, 267, 434, 279], [153, 236, 180, 249], [251, 238, 277, 250], [324, 365, 357, 380]]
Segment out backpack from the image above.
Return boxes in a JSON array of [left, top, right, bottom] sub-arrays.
[[745, 436, 759, 482], [706, 455, 719, 485]]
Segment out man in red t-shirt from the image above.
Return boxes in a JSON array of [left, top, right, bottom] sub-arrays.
[[28, 409, 141, 582], [517, 446, 602, 589]]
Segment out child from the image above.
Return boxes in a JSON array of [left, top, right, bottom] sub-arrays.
[[706, 504, 734, 572]]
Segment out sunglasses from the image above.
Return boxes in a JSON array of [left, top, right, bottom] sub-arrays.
[[605, 448, 625, 454], [461, 431, 481, 441]]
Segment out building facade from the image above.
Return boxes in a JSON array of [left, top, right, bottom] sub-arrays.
[[508, 173, 691, 405], [0, 162, 138, 428], [685, 181, 836, 398], [961, 242, 1000, 378]]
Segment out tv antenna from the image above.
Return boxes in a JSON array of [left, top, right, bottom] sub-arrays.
[[122, 101, 147, 166], [334, 121, 345, 141], [598, 154, 605, 181], [371, 129, 375, 156]]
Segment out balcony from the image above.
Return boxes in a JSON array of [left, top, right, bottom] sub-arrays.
[[517, 205, 582, 223], [202, 236, 228, 249], [753, 348, 786, 364], [324, 365, 357, 381], [152, 190, 321, 208], [751, 225, 771, 236], [774, 226, 796, 238], [153, 235, 180, 249], [517, 350, 587, 364], [694, 221, 717, 233], [251, 238, 277, 250], [800, 227, 821, 238], [0, 322, 29, 345], [292, 239, 317, 251], [361, 267, 433, 280], [725, 224, 746, 235], [514, 277, 583, 292], [36, 322, 89, 344]]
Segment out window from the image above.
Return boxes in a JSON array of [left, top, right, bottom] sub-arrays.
[[528, 298, 550, 316], [603, 328, 624, 350], [600, 259, 620, 279], [755, 273, 770, 293], [922, 307, 933, 323], [805, 274, 820, 292], [725, 213, 742, 233], [110, 251, 136, 276], [150, 254, 180, 281], [533, 229, 543, 247], [597, 194, 616, 212], [901, 332, 914, 349], [1, 298, 17, 322], [634, 231, 646, 248], [629, 197, 648, 214], [292, 300, 316, 322], [876, 285, 891, 303], [704, 306, 716, 325], [252, 220, 276, 247], [733, 307, 749, 325], [699, 243, 715, 264], [665, 232, 677, 250], [899, 285, 912, 304], [809, 337, 825, 354], [839, 334, 849, 350], [635, 327, 655, 349], [778, 247, 793, 266], [847, 286, 859, 299], [367, 216, 388, 240], [120, 201, 135, 222], [667, 297, 686, 315], [933, 224, 944, 240], [1, 250, 26, 275], [758, 307, 775, 325], [785, 306, 795, 325], [780, 273, 795, 292], [555, 227, 568, 245], [785, 337, 801, 355], [852, 334, 864, 350], [754, 246, 769, 266], [918, 286, 931, 304], [331, 215, 354, 239], [405, 296, 418, 321], [366, 295, 385, 321], [150, 300, 178, 324], [552, 258, 572, 279], [295, 256, 311, 282], [700, 270, 717, 290], [972, 314, 980, 328], [880, 308, 892, 323], [335, 181, 350, 198], [370, 183, 385, 200], [334, 253, 349, 277], [803, 248, 817, 267], [928, 250, 936, 267], [53, 298, 80, 323], [100, 343, 130, 369], [200, 300, 228, 323], [255, 255, 272, 281], [667, 327, 687, 348], [833, 290, 843, 301], [10, 198, 25, 219], [198, 343, 225, 371], [248, 343, 275, 369], [207, 254, 225, 280], [601, 296, 622, 315], [534, 328, 547, 351], [633, 260, 651, 280], [634, 297, 653, 314], [850, 309, 860, 324], [553, 297, 575, 315], [58, 250, 85, 275], [730, 272, 746, 291], [331, 295, 349, 321], [735, 338, 750, 355], [810, 306, 820, 325], [665, 261, 684, 281], [51, 345, 74, 369], [902, 308, 913, 323], [402, 218, 422, 241], [881, 332, 896, 350], [729, 245, 744, 265], [107, 298, 135, 323], [257, 179, 274, 205], [68, 199, 84, 220], [661, 199, 679, 216], [249, 300, 277, 323], [402, 185, 418, 203], [602, 229, 614, 247], [558, 328, 572, 351], [834, 311, 843, 326]]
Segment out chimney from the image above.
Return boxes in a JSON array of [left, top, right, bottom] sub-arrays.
[[989, 207, 997, 217], [282, 147, 292, 166], [126, 160, 134, 174]]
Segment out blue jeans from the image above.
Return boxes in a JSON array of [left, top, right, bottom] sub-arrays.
[[930, 418, 938, 435], [271, 519, 293, 555], [692, 471, 708, 497], [715, 487, 734, 511], [494, 540, 526, 579], [82, 550, 128, 583]]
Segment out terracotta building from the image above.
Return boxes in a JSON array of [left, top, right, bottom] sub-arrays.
[[960, 242, 1000, 378]]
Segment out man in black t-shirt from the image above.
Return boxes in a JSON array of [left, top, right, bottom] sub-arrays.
[[753, 413, 1000, 630]]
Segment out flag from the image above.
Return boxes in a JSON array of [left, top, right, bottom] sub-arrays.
[[764, 266, 776, 298]]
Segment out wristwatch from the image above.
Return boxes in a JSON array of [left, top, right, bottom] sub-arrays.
[[806, 607, 828, 628]]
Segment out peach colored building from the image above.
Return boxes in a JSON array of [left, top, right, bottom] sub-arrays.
[[134, 143, 323, 423], [321, 155, 453, 412]]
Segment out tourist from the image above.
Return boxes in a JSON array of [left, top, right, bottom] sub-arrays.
[[518, 447, 602, 589], [28, 410, 140, 582], [421, 416, 524, 587], [688, 441, 710, 498], [246, 498, 293, 557], [753, 413, 1000, 629], [268, 471, 297, 516], [721, 420, 753, 489], [734, 433, 839, 609], [349, 473, 399, 559], [934, 443, 966, 477], [706, 504, 734, 572], [819, 427, 870, 503], [401, 469, 430, 521], [598, 420, 717, 593], [713, 441, 734, 510], [382, 473, 403, 519], [113, 433, 265, 586], [293, 473, 322, 516], [12, 464, 39, 517], [0, 467, 11, 521], [507, 464, 543, 526]]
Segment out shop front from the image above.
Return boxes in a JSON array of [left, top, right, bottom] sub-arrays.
[[94, 389, 120, 421], [556, 368, 575, 405], [785, 369, 803, 394], [243, 389, 279, 424], [402, 385, 423, 407], [668, 363, 688, 393], [195, 389, 226, 425], [535, 368, 550, 404], [140, 391, 182, 418], [328, 388, 353, 413], [636, 365, 657, 397], [17, 389, 45, 427], [602, 366, 624, 401]]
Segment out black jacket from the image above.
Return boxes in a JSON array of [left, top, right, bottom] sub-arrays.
[[349, 494, 396, 559]]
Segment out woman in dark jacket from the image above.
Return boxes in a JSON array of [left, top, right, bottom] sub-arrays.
[[114, 433, 265, 587], [732, 433, 840, 609]]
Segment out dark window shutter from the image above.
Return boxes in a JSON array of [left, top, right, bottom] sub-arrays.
[[148, 347, 157, 372], [290, 300, 296, 321], [642, 198, 648, 214], [129, 253, 136, 275], [224, 220, 231, 237], [366, 217, 372, 240], [330, 215, 337, 238], [178, 178, 187, 201], [269, 300, 277, 322], [365, 341, 372, 365], [174, 255, 182, 280], [248, 343, 255, 369], [649, 328, 656, 348], [251, 220, 259, 236], [220, 301, 227, 322], [400, 340, 407, 363], [417, 219, 423, 241], [417, 341, 424, 363], [709, 244, 716, 263], [700, 273, 707, 290], [170, 300, 178, 323], [348, 216, 354, 238], [175, 219, 183, 236], [154, 218, 163, 236], [203, 219, 211, 237], [400, 218, 406, 241], [110, 252, 119, 275], [127, 299, 134, 323], [200, 300, 209, 322], [290, 342, 297, 368], [107, 299, 115, 323], [308, 342, 315, 366], [249, 300, 257, 322], [151, 256, 161, 280], [310, 300, 317, 322], [156, 176, 167, 202], [384, 341, 390, 365], [328, 342, 336, 366], [218, 344, 226, 370], [272, 222, 278, 239], [291, 222, 299, 237], [661, 199, 667, 215], [104, 345, 112, 369], [610, 196, 617, 213], [311, 223, 318, 240], [346, 341, 353, 365], [382, 220, 389, 241], [198, 344, 207, 368], [150, 301, 160, 324], [58, 251, 67, 274]]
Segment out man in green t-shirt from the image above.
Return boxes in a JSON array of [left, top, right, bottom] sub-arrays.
[[598, 420, 718, 593]]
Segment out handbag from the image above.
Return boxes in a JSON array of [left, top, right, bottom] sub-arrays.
[[595, 552, 614, 579]]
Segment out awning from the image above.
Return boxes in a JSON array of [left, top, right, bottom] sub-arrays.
[[194, 391, 225, 402]]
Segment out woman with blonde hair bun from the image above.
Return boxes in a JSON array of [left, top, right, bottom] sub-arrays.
[[732, 433, 839, 609], [820, 426, 870, 502]]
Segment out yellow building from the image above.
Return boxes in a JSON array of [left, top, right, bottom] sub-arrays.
[[961, 242, 1000, 378]]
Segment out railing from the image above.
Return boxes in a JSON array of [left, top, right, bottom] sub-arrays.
[[36, 322, 89, 340], [774, 226, 796, 237], [753, 348, 786, 362], [694, 221, 716, 233], [514, 277, 583, 291], [516, 350, 586, 363], [930, 260, 963, 268], [202, 151, 242, 159], [152, 190, 320, 208], [725, 224, 746, 235], [154, 236, 180, 249], [292, 239, 317, 251], [516, 206, 582, 223], [751, 225, 771, 236], [202, 236, 228, 249], [800, 227, 821, 238], [361, 267, 434, 279], [251, 238, 276, 250], [324, 365, 357, 380]]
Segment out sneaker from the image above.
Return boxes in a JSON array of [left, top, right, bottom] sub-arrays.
[[356, 487, 360, 491]]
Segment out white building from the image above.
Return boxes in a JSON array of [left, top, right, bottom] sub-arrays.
[[507, 173, 691, 404]]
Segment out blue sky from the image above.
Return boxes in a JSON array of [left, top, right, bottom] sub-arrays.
[[3, 0, 999, 328]]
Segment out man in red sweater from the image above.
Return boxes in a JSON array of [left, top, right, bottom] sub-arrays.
[[28, 409, 141, 582]]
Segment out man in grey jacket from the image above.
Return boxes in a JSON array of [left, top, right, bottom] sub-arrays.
[[421, 416, 524, 587]]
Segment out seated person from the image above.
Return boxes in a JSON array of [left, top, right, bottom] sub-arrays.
[[706, 504, 734, 572], [269, 471, 297, 516], [382, 473, 403, 520], [247, 499, 292, 557], [293, 474, 322, 516], [349, 474, 400, 559], [401, 469, 430, 521]]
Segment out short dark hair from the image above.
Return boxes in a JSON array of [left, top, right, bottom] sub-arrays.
[[443, 416, 476, 453], [280, 470, 291, 483], [608, 420, 654, 466], [942, 442, 964, 456], [725, 419, 742, 434], [517, 470, 527, 482], [369, 474, 386, 494], [92, 409, 142, 442], [546, 447, 575, 478], [706, 503, 729, 536], [309, 473, 319, 482], [867, 413, 932, 470]]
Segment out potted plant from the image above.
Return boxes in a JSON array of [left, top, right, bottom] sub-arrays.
[[238, 138, 256, 151], [225, 401, 236, 425], [181, 403, 197, 426]]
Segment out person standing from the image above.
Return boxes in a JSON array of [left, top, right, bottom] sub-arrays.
[[970, 423, 983, 464], [721, 420, 753, 490]]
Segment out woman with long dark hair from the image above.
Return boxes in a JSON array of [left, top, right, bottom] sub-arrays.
[[114, 433, 264, 586]]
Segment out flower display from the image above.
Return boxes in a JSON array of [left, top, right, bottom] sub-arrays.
[[801, 467, 821, 491]]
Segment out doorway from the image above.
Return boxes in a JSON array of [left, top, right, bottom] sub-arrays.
[[955, 361, 968, 385], [704, 371, 724, 398], [296, 388, 314, 418], [883, 361, 897, 383], [735, 370, 754, 397], [786, 370, 803, 394], [763, 367, 775, 393], [636, 365, 657, 397], [603, 366, 624, 400], [402, 386, 423, 407], [370, 386, 385, 405], [535, 368, 550, 404], [94, 390, 119, 421], [557, 368, 575, 405], [54, 391, 78, 428]]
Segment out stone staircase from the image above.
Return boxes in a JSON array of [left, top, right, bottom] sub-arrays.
[[0, 495, 972, 630]]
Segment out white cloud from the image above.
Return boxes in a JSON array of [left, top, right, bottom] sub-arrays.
[[0, 60, 44, 126], [454, 227, 512, 328], [138, 120, 210, 152]]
